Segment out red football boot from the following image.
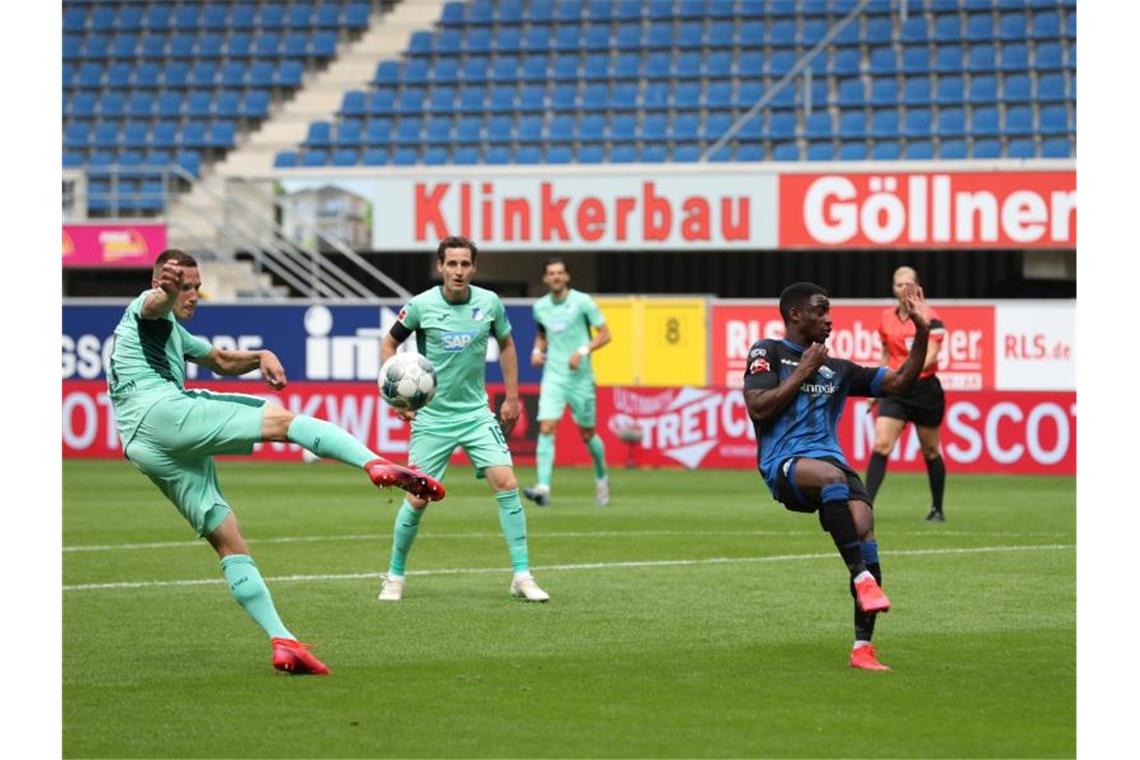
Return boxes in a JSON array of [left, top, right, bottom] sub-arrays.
[[853, 573, 891, 614], [850, 643, 891, 671], [271, 638, 330, 675], [365, 458, 446, 501]]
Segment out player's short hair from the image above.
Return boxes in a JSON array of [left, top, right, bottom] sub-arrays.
[[779, 282, 829, 321], [892, 265, 920, 284], [543, 256, 569, 275], [153, 249, 197, 274], [437, 235, 478, 262]]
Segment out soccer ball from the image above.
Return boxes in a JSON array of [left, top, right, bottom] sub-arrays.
[[378, 352, 436, 411]]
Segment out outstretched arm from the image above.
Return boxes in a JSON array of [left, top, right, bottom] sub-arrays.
[[192, 348, 287, 390], [745, 342, 829, 423], [878, 286, 931, 396]]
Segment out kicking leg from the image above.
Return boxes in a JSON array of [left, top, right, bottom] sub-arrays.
[[847, 501, 889, 671], [260, 405, 444, 501]]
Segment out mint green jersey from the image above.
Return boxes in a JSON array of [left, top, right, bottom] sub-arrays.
[[107, 291, 213, 446], [533, 289, 606, 382], [395, 285, 511, 421]]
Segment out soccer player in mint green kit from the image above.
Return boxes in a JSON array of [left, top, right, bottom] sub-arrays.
[[377, 236, 550, 602], [110, 250, 445, 676], [523, 257, 612, 507]]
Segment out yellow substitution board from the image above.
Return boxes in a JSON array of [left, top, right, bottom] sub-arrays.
[[591, 297, 707, 386]]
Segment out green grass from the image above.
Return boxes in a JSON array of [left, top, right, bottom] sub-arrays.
[[63, 461, 1075, 758]]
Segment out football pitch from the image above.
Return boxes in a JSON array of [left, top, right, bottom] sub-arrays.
[[63, 461, 1075, 758]]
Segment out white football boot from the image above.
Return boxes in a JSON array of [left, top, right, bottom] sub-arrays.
[[510, 574, 550, 602], [377, 574, 405, 602], [595, 477, 610, 507]]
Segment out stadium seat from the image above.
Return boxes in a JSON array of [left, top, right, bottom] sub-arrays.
[[973, 139, 1002, 159], [1005, 106, 1034, 135], [1041, 137, 1072, 158], [1008, 139, 1037, 158], [969, 76, 999, 103], [870, 140, 901, 160], [1005, 75, 1032, 103], [905, 141, 934, 159], [905, 108, 933, 138], [972, 107, 1001, 137], [1038, 74, 1067, 103], [934, 46, 965, 73], [772, 142, 800, 161], [936, 76, 964, 105], [1040, 106, 1069, 135], [871, 109, 900, 138], [940, 140, 968, 159], [903, 77, 932, 106], [838, 141, 867, 161], [806, 142, 834, 161]]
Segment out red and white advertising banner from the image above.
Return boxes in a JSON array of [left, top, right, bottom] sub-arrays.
[[995, 302, 1075, 390], [711, 303, 994, 391], [63, 224, 167, 267], [778, 171, 1076, 249], [64, 381, 1073, 475], [279, 173, 779, 251]]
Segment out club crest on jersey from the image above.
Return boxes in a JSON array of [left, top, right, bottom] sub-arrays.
[[818, 365, 835, 380], [749, 357, 770, 374], [397, 307, 408, 323], [471, 307, 481, 321]]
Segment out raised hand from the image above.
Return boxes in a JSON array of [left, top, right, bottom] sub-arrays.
[[903, 284, 931, 330], [800, 341, 830, 376], [155, 260, 183, 296]]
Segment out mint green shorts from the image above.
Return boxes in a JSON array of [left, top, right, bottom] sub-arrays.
[[537, 373, 597, 428], [124, 389, 267, 537], [408, 406, 513, 480]]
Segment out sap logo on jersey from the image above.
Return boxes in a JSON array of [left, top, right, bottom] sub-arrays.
[[441, 331, 477, 351]]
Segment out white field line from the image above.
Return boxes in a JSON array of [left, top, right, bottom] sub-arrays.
[[64, 543, 1073, 592], [63, 528, 1073, 553]]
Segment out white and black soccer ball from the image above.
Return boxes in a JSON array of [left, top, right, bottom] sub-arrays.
[[378, 353, 437, 411]]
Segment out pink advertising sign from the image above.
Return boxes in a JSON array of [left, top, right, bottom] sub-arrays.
[[62, 224, 167, 268]]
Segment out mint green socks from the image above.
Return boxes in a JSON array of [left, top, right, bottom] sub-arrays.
[[496, 489, 530, 572], [586, 434, 608, 480], [286, 414, 375, 469], [536, 433, 555, 488], [388, 499, 425, 576], [221, 555, 293, 640]]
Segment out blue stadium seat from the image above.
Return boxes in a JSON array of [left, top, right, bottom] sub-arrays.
[[330, 148, 355, 166], [838, 141, 867, 161], [552, 85, 577, 112], [395, 119, 423, 146], [579, 114, 607, 142], [903, 77, 931, 105], [641, 115, 669, 142], [578, 145, 605, 164], [965, 14, 994, 42], [219, 62, 246, 88], [936, 76, 964, 105], [516, 116, 545, 143], [99, 92, 126, 118], [705, 52, 734, 79], [336, 120, 364, 147], [940, 140, 968, 159], [766, 50, 796, 77], [70, 93, 97, 118], [645, 53, 672, 80], [1008, 139, 1037, 159], [708, 22, 735, 49], [999, 43, 1036, 76], [425, 119, 452, 145], [933, 15, 961, 42], [772, 142, 800, 161], [934, 45, 964, 73], [64, 123, 90, 149], [969, 75, 998, 103], [869, 48, 898, 76], [837, 78, 866, 107], [545, 146, 573, 164], [804, 112, 834, 139], [737, 51, 763, 78], [905, 108, 933, 138], [905, 141, 934, 159], [454, 118, 481, 145], [642, 83, 671, 111], [215, 90, 242, 119], [737, 20, 764, 47], [901, 46, 931, 74], [1036, 43, 1063, 70], [614, 23, 640, 50], [705, 113, 734, 142], [870, 78, 899, 106], [488, 86, 516, 113], [180, 122, 209, 149], [839, 110, 868, 139], [736, 81, 762, 109], [704, 82, 734, 111], [967, 45, 997, 72], [972, 107, 1000, 137], [871, 140, 901, 160], [231, 4, 255, 30], [1040, 106, 1069, 135], [583, 55, 607, 81], [900, 16, 928, 43], [864, 17, 892, 45], [1037, 74, 1067, 103], [368, 90, 395, 116], [613, 54, 641, 80], [768, 112, 796, 140], [639, 145, 669, 162], [238, 89, 269, 120], [1032, 11, 1061, 39], [829, 49, 861, 77], [1041, 137, 1072, 158], [305, 121, 332, 148], [671, 114, 700, 142], [798, 19, 828, 47], [276, 61, 304, 87], [673, 83, 701, 111], [673, 145, 702, 163], [454, 147, 483, 165], [580, 83, 609, 111], [1006, 106, 1034, 135], [547, 115, 576, 143], [151, 122, 179, 149], [937, 108, 965, 138], [972, 139, 1001, 159], [1004, 75, 1032, 103], [342, 90, 367, 117], [999, 13, 1027, 41], [871, 109, 900, 138]]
